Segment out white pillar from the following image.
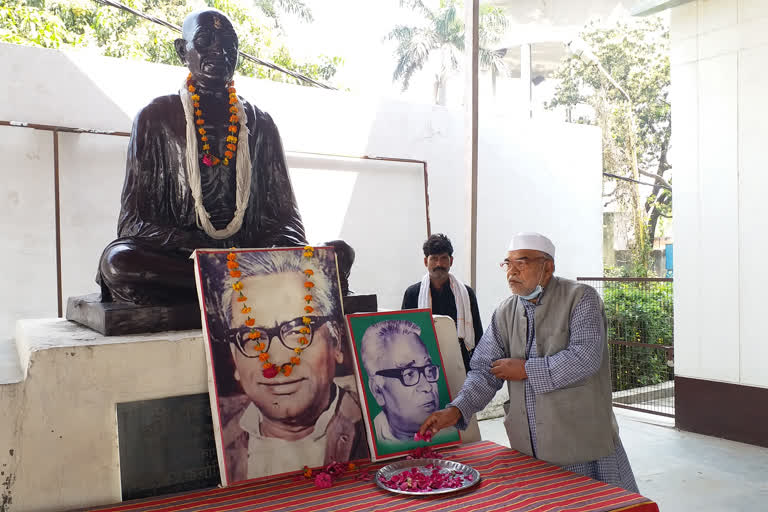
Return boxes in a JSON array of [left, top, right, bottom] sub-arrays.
[[464, 0, 479, 288]]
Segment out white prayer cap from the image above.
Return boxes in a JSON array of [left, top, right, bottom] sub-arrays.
[[508, 232, 555, 259]]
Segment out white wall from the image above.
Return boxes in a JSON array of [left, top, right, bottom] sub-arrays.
[[0, 42, 601, 342], [477, 112, 604, 323], [670, 0, 768, 387]]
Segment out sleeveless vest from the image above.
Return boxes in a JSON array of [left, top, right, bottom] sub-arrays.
[[496, 277, 618, 466]]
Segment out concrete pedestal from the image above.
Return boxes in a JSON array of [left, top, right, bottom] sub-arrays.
[[0, 315, 477, 512]]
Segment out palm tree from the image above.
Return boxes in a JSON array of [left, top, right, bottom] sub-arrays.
[[254, 0, 313, 26], [387, 0, 508, 105]]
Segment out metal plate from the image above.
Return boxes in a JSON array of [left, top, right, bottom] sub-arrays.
[[375, 458, 481, 496]]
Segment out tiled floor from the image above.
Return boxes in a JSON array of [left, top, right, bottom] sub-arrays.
[[478, 408, 768, 512]]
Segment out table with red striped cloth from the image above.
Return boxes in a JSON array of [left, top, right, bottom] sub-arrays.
[[82, 441, 658, 512]]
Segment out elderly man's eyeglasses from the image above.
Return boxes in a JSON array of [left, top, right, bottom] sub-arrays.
[[227, 316, 331, 358], [500, 257, 547, 271], [375, 364, 440, 387]]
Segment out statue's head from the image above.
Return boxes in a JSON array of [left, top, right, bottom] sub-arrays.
[[174, 9, 239, 87]]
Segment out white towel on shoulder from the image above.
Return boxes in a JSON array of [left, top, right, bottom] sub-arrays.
[[417, 273, 475, 350]]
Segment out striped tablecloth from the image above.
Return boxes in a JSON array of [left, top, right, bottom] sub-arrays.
[[84, 441, 659, 512]]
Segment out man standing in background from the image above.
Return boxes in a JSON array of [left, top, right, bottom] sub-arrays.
[[402, 234, 483, 373]]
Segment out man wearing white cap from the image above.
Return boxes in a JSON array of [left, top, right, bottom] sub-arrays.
[[419, 232, 638, 492]]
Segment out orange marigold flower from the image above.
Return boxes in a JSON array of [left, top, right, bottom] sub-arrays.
[[224, 150, 234, 159], [304, 246, 314, 251], [195, 109, 202, 117], [298, 337, 308, 345], [304, 295, 312, 303], [226, 143, 237, 151], [191, 94, 200, 101], [283, 365, 293, 377], [304, 306, 314, 313], [263, 362, 272, 369], [257, 342, 266, 351], [258, 353, 269, 362], [248, 331, 260, 340], [229, 114, 239, 123], [299, 326, 310, 334], [303, 251, 313, 258], [227, 261, 239, 269], [193, 102, 200, 108], [198, 128, 206, 135], [228, 87, 236, 93], [304, 269, 314, 276], [302, 316, 312, 325], [229, 97, 237, 105], [195, 119, 204, 125], [232, 282, 243, 291], [304, 281, 315, 289], [227, 135, 237, 143], [294, 347, 303, 354], [229, 270, 241, 278], [228, 126, 238, 133], [187, 85, 195, 92], [245, 318, 255, 327], [201, 135, 208, 141], [240, 306, 251, 314], [290, 356, 301, 365], [237, 295, 247, 302], [202, 144, 210, 151], [303, 466, 312, 478], [229, 106, 238, 113], [227, 252, 237, 261]]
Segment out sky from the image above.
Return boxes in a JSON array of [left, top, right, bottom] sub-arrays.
[[279, 0, 443, 101]]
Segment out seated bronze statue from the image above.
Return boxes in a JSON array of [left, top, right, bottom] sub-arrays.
[[97, 9, 353, 305]]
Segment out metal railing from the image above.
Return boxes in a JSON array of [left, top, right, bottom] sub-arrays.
[[577, 277, 674, 417]]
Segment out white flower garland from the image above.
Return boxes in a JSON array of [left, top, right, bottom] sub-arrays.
[[179, 81, 251, 240]]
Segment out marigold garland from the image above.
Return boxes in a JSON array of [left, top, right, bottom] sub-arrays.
[[187, 73, 240, 168], [228, 246, 317, 379]]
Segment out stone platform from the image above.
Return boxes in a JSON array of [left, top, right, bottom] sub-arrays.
[[65, 294, 202, 336], [65, 294, 377, 336]]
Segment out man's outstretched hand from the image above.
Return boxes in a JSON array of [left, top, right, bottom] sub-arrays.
[[419, 406, 462, 437]]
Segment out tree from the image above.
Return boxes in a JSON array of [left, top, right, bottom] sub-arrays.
[[0, 0, 342, 86], [254, 0, 312, 26], [546, 17, 671, 275], [386, 0, 508, 105]]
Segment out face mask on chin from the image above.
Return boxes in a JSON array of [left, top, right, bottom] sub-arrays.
[[518, 265, 546, 301], [519, 284, 543, 301]]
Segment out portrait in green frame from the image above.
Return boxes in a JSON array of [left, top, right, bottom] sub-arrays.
[[346, 309, 461, 460]]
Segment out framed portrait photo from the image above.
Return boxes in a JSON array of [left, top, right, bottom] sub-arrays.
[[193, 247, 368, 486], [346, 309, 461, 461]]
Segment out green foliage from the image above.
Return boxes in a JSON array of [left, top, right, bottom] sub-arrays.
[[387, 0, 508, 104], [0, 0, 340, 85], [547, 17, 672, 271], [602, 281, 673, 391]]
